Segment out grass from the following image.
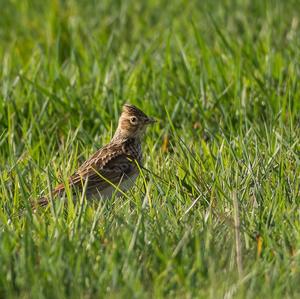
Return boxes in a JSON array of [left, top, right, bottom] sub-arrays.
[[0, 0, 300, 298]]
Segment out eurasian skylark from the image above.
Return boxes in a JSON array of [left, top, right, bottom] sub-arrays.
[[37, 104, 155, 207]]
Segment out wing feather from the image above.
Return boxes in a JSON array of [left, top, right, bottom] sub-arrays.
[[53, 142, 138, 196]]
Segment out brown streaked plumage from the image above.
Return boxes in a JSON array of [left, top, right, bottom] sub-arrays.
[[37, 104, 155, 207]]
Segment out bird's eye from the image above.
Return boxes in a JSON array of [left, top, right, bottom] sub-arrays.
[[130, 116, 138, 125]]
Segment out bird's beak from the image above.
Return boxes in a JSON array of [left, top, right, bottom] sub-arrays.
[[145, 117, 156, 124]]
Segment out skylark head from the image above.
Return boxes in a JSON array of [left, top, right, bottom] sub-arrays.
[[113, 104, 156, 140]]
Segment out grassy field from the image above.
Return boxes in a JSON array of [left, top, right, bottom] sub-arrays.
[[1, 0, 300, 298]]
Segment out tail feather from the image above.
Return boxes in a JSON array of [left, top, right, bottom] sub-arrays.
[[29, 196, 50, 211], [35, 196, 50, 208], [32, 185, 66, 210]]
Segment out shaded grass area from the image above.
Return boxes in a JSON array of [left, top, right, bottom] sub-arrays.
[[0, 0, 300, 298]]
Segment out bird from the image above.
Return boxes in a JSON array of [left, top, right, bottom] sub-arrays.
[[36, 104, 156, 207]]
